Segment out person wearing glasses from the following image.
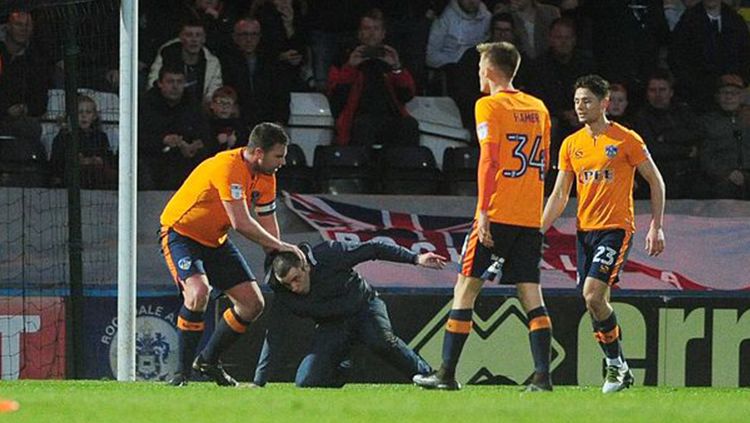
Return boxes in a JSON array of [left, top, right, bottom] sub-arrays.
[[699, 74, 750, 200], [218, 17, 291, 129]]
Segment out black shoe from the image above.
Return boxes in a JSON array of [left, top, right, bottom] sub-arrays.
[[525, 372, 553, 392], [192, 355, 239, 387], [167, 372, 189, 386], [413, 371, 461, 391]]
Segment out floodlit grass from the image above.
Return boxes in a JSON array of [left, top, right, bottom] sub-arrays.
[[1, 380, 747, 422]]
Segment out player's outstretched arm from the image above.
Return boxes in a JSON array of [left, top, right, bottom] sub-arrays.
[[541, 170, 575, 233], [637, 157, 666, 256]]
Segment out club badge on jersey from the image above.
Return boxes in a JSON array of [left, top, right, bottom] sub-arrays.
[[230, 183, 243, 200], [477, 122, 489, 141]]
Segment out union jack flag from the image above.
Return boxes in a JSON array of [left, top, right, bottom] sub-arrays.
[[284, 193, 717, 291]]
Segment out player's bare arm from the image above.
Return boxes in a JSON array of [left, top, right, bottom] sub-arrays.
[[541, 170, 575, 233], [636, 158, 666, 257], [222, 199, 305, 261], [256, 213, 281, 253]]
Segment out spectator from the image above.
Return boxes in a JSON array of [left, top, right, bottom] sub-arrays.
[[206, 85, 249, 156], [632, 68, 703, 199], [425, 0, 491, 69], [606, 83, 634, 127], [699, 74, 750, 199], [0, 9, 50, 155], [376, 0, 439, 92], [139, 0, 196, 89], [192, 0, 239, 53], [147, 19, 223, 103], [49, 95, 116, 189], [138, 65, 211, 190], [327, 9, 419, 147], [254, 240, 442, 388], [528, 17, 594, 169], [664, 0, 687, 31], [448, 12, 531, 135], [509, 0, 560, 60], [304, 0, 370, 91], [424, 0, 488, 131], [490, 12, 532, 88], [586, 0, 670, 109], [219, 17, 290, 128], [669, 0, 750, 112], [47, 2, 120, 92], [255, 0, 310, 91]]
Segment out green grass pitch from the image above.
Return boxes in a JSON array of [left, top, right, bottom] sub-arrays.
[[1, 381, 748, 422]]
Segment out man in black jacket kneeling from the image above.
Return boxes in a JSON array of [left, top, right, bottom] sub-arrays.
[[254, 240, 446, 388]]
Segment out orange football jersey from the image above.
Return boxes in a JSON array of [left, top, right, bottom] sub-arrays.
[[160, 148, 276, 247], [558, 122, 650, 232], [474, 90, 551, 228]]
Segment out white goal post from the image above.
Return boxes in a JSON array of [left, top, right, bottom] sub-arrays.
[[117, 0, 138, 382]]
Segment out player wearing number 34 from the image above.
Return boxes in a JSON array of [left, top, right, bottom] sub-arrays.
[[541, 74, 666, 393], [414, 41, 554, 392]]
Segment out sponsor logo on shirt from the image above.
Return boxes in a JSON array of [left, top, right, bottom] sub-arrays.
[[580, 168, 615, 184]]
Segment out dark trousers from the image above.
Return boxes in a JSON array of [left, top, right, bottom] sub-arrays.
[[295, 296, 431, 387], [350, 113, 420, 147]]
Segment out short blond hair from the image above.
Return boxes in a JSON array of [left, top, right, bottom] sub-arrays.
[[476, 41, 521, 80]]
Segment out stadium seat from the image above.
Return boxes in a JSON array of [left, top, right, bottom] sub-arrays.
[[287, 92, 334, 166], [276, 143, 315, 194], [313, 145, 376, 194], [40, 122, 58, 160], [379, 146, 442, 195], [405, 96, 472, 170], [0, 136, 49, 187], [442, 147, 479, 196]]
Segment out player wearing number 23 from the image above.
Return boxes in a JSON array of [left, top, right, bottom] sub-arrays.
[[541, 74, 666, 393], [414, 42, 554, 392]]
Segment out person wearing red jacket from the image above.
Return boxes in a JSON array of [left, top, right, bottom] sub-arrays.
[[326, 8, 419, 147]]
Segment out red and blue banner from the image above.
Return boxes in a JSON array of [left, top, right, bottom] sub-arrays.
[[284, 193, 750, 291]]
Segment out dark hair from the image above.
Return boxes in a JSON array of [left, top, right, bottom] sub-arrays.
[[361, 8, 385, 26], [549, 16, 576, 33], [574, 74, 610, 100], [476, 41, 521, 79], [180, 17, 205, 32], [234, 16, 261, 31], [212, 85, 238, 102], [491, 12, 514, 28], [271, 251, 303, 283], [610, 83, 628, 96], [646, 68, 675, 89], [248, 122, 290, 150], [158, 63, 185, 81]]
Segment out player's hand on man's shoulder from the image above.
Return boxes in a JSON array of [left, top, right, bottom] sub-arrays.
[[417, 252, 447, 269]]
